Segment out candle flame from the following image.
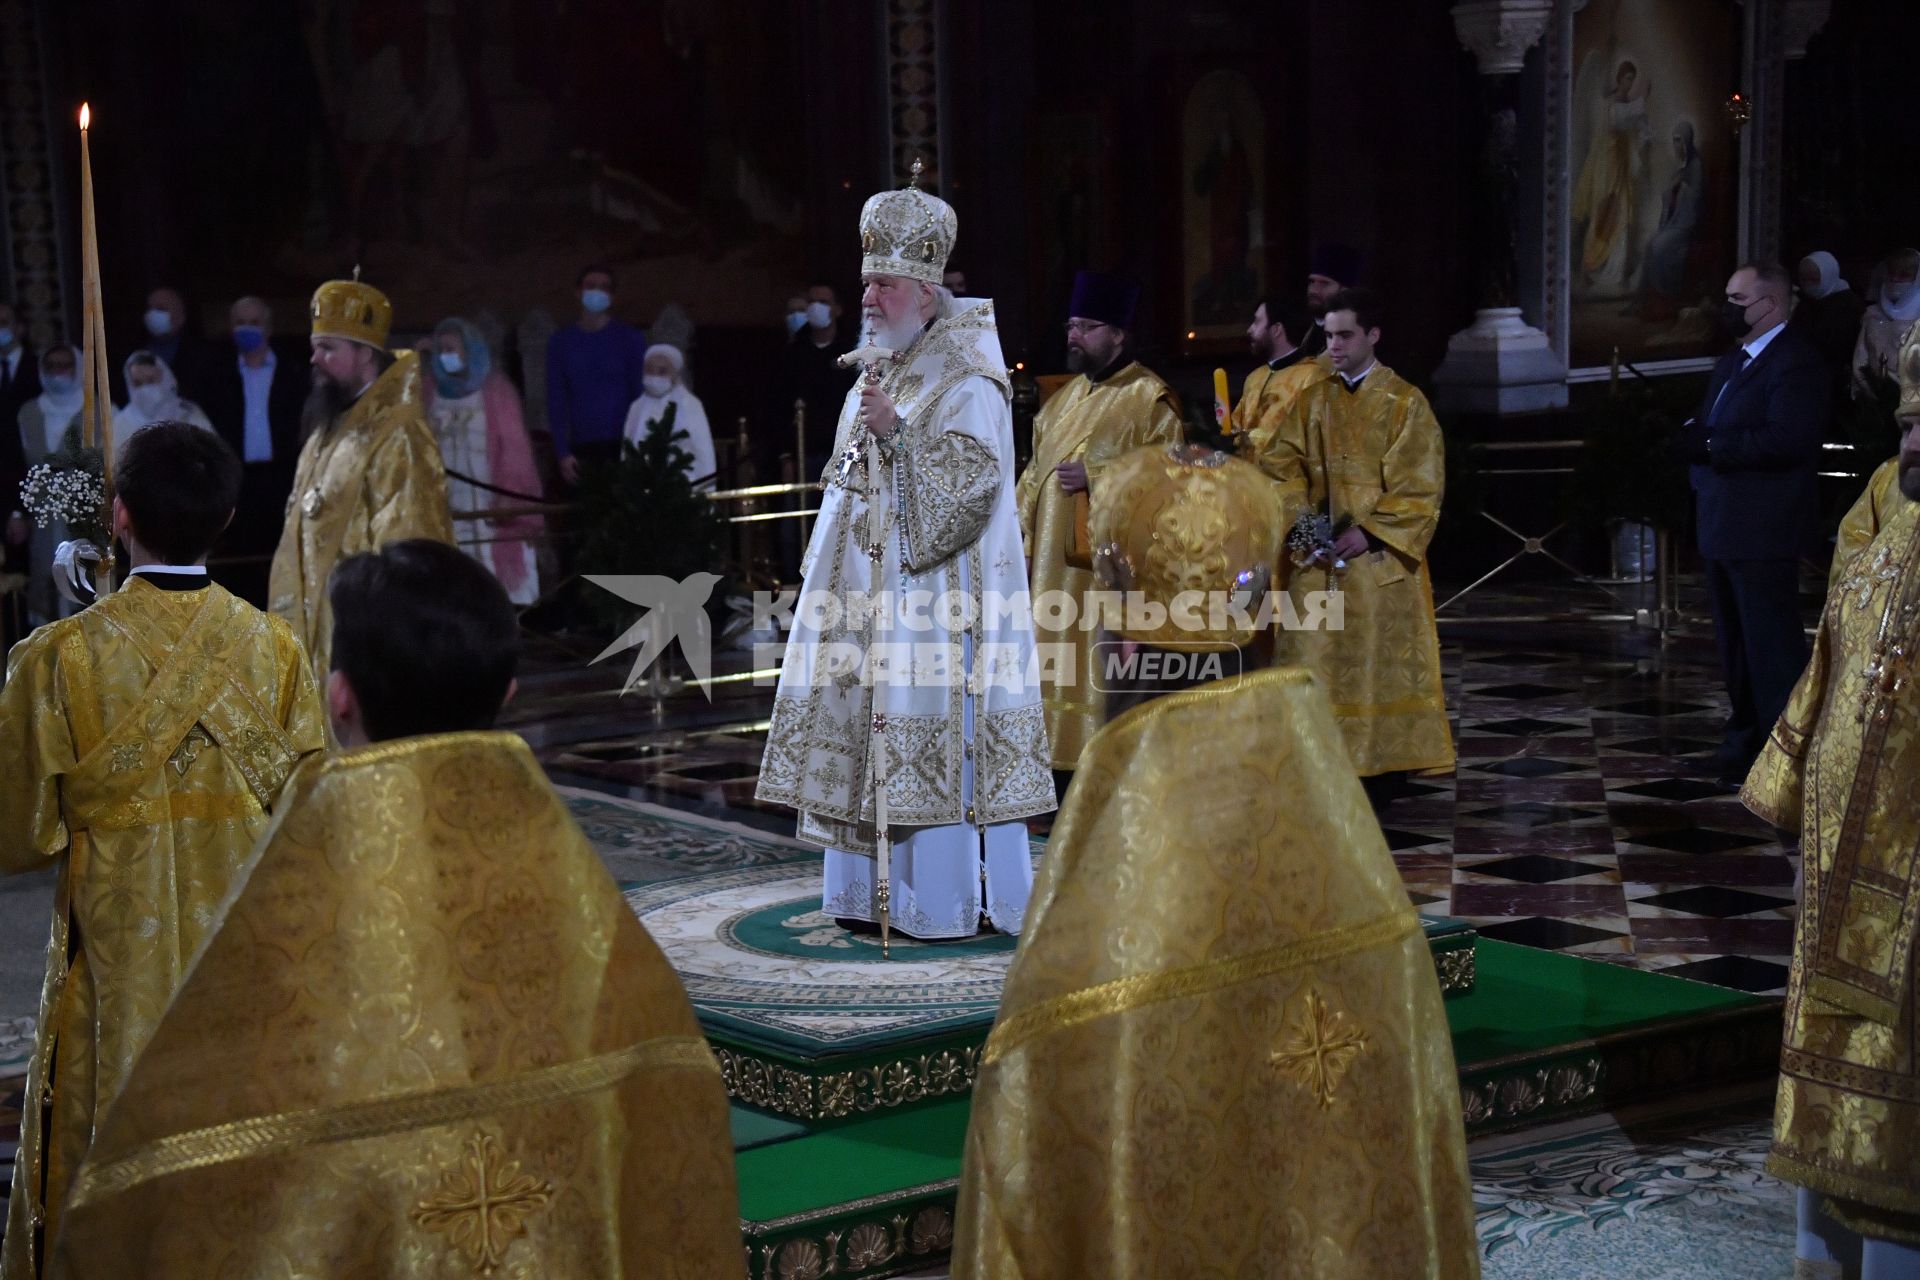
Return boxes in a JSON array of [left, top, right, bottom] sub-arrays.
[[79, 103, 90, 130]]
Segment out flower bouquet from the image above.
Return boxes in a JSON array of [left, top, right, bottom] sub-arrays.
[[17, 422, 109, 602]]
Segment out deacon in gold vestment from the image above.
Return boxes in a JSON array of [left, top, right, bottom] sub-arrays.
[[0, 425, 325, 1280], [1015, 270, 1181, 770], [1257, 288, 1454, 779], [54, 540, 740, 1278], [1239, 293, 1321, 454], [953, 444, 1478, 1279], [1831, 455, 1902, 592], [1742, 346, 1920, 1268], [269, 274, 453, 682]]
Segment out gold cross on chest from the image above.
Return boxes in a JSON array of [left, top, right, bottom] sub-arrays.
[[410, 1132, 553, 1274]]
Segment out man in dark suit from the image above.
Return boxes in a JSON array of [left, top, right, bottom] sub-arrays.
[[1680, 261, 1828, 782], [199, 296, 306, 605]]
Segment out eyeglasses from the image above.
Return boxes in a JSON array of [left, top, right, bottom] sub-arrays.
[[1064, 320, 1110, 336]]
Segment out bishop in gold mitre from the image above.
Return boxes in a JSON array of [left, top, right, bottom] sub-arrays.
[[0, 424, 326, 1280], [1256, 286, 1454, 783], [953, 443, 1478, 1279], [1014, 269, 1182, 771], [1239, 292, 1323, 452], [269, 272, 453, 683], [53, 540, 741, 1279], [1742, 328, 1920, 1273]]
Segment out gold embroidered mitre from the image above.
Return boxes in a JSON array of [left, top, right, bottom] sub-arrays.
[[311, 273, 393, 349], [1090, 442, 1284, 652], [1900, 320, 1920, 417], [859, 166, 957, 286]]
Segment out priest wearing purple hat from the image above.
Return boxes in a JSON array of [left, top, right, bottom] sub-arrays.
[[1014, 270, 1183, 777], [1300, 242, 1364, 358]]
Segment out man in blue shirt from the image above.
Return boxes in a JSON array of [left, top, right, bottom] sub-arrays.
[[546, 265, 648, 486]]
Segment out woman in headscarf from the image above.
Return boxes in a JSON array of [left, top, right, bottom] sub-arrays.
[[1853, 247, 1920, 397], [422, 316, 544, 605], [16, 344, 85, 625], [620, 343, 715, 489], [1789, 250, 1864, 410], [111, 349, 213, 436]]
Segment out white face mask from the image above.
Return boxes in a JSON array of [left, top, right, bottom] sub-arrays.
[[806, 301, 834, 330], [130, 383, 171, 417], [643, 374, 674, 398], [438, 351, 465, 374]]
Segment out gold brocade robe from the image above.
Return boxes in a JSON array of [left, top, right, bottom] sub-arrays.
[[1744, 493, 1920, 1244], [951, 668, 1478, 1279], [1015, 363, 1182, 768], [269, 350, 455, 681], [0, 578, 325, 1280], [1257, 362, 1454, 776], [1830, 457, 1902, 593], [52, 732, 742, 1279], [1238, 352, 1322, 455]]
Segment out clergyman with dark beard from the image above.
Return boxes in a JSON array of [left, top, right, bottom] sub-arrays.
[[269, 274, 453, 682]]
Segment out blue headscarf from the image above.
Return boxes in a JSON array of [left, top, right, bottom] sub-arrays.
[[431, 316, 492, 399]]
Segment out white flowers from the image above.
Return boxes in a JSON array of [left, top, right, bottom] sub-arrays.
[[19, 463, 104, 531]]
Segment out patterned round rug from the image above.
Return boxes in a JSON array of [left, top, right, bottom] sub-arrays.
[[625, 862, 1026, 1056]]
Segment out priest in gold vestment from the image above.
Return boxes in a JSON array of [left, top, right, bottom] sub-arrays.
[[1256, 287, 1454, 782], [269, 274, 454, 682], [1742, 352, 1920, 1272], [1831, 455, 1902, 592], [1015, 270, 1182, 770], [1239, 293, 1321, 452], [953, 444, 1478, 1279], [0, 424, 326, 1280], [54, 540, 740, 1278]]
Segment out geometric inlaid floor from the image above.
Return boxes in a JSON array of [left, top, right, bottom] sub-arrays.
[[527, 616, 1802, 996]]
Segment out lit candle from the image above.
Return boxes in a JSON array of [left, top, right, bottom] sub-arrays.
[[78, 103, 114, 579]]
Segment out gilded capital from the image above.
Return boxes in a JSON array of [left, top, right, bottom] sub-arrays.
[[1451, 0, 1554, 77]]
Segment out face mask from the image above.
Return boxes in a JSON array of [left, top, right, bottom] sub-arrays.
[[130, 383, 171, 416], [785, 311, 808, 336], [643, 374, 674, 398], [581, 289, 612, 315], [807, 301, 834, 330], [438, 351, 465, 375], [0, 327, 13, 348], [233, 324, 266, 354], [1888, 281, 1915, 304], [144, 308, 175, 337], [1717, 299, 1753, 335], [43, 374, 76, 397]]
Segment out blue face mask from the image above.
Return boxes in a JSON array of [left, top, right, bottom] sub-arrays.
[[438, 351, 465, 375], [581, 288, 612, 315], [233, 324, 266, 354], [43, 374, 76, 397], [0, 327, 14, 348], [144, 308, 175, 337]]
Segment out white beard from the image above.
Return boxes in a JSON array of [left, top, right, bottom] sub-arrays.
[[866, 311, 925, 354]]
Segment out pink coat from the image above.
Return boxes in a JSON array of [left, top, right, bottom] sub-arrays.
[[424, 371, 546, 598]]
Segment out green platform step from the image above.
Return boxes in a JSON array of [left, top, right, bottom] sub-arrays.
[[730, 941, 1783, 1280]]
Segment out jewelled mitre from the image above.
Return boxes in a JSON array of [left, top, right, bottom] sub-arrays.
[[310, 270, 393, 349], [1089, 442, 1284, 653], [1900, 320, 1920, 417], [859, 163, 956, 285]]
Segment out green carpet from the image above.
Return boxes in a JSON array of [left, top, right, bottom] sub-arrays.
[[1447, 940, 1763, 1065]]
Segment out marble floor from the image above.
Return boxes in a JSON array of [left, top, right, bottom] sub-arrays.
[[520, 579, 1804, 997]]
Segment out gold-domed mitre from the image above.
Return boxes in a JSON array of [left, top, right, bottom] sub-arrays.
[[1089, 442, 1285, 653], [310, 272, 393, 349], [859, 164, 957, 286], [1899, 319, 1920, 418]]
